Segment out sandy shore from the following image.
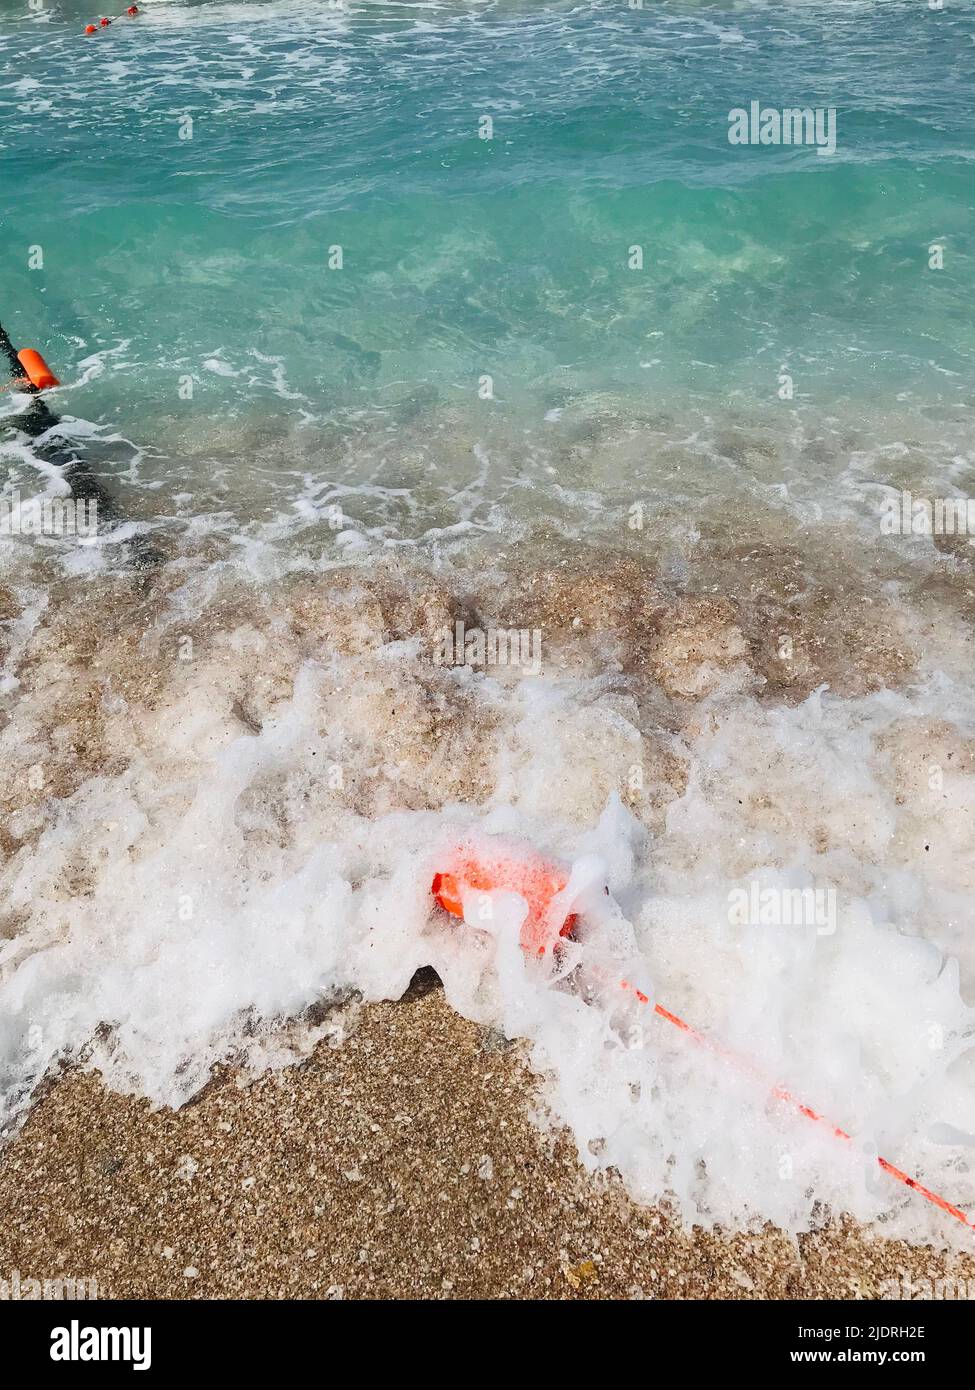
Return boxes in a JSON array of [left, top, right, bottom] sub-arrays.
[[1, 975, 973, 1301]]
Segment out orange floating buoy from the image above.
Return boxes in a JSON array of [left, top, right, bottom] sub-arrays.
[[17, 349, 59, 391], [432, 848, 577, 955], [127, 4, 139, 13], [100, 16, 111, 25], [85, 23, 97, 33]]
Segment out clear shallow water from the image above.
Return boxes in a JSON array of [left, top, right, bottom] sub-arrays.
[[1, 0, 975, 1246], [3, 0, 974, 432]]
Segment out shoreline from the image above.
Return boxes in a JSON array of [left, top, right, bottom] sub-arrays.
[[2, 981, 973, 1301], [0, 544, 972, 1248]]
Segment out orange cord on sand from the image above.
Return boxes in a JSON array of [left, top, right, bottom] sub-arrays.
[[618, 981, 975, 1235], [431, 857, 975, 1235]]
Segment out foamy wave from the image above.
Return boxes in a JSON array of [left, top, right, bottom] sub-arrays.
[[0, 533, 973, 1245]]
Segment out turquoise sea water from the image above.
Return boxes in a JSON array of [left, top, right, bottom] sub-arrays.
[[2, 0, 974, 452]]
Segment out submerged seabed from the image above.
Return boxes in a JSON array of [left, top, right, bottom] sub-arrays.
[[1, 0, 975, 1245]]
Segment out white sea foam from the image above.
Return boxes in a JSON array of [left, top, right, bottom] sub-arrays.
[[0, 517, 972, 1246]]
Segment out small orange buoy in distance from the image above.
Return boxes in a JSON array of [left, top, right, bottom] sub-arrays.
[[432, 849, 577, 955], [127, 4, 139, 13], [85, 23, 97, 33], [17, 349, 60, 391], [100, 16, 111, 25]]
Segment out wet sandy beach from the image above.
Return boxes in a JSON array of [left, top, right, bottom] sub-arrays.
[[2, 980, 974, 1301]]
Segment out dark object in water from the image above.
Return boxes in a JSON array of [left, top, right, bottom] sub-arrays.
[[0, 316, 158, 568]]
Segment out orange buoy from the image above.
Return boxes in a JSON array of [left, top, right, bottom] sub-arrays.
[[16, 349, 59, 391], [85, 23, 97, 33], [432, 848, 577, 955]]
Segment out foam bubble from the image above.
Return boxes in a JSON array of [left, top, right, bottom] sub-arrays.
[[0, 542, 972, 1247]]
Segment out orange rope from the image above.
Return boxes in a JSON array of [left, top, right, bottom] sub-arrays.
[[430, 870, 973, 1233], [621, 980, 975, 1234]]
